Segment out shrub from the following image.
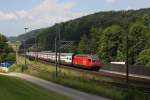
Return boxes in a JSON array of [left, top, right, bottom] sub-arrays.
[[137, 49, 150, 66]]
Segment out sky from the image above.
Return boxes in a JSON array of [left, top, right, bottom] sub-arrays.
[[0, 0, 150, 36]]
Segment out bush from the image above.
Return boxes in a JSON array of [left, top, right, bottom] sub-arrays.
[[137, 49, 150, 66], [5, 53, 16, 61], [9, 64, 21, 72]]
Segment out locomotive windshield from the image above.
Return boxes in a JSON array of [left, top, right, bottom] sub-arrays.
[[92, 55, 99, 62]]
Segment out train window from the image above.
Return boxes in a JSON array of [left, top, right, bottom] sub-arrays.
[[92, 60, 96, 62], [88, 59, 91, 62]]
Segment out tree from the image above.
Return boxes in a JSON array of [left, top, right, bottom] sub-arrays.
[[137, 49, 150, 67], [5, 53, 16, 61], [97, 25, 125, 62], [128, 22, 150, 64], [78, 34, 90, 54], [0, 53, 6, 62], [142, 14, 150, 27], [0, 33, 15, 62], [90, 27, 103, 53]]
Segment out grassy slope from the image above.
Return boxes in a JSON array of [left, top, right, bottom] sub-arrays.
[[0, 75, 70, 100], [10, 57, 150, 100]]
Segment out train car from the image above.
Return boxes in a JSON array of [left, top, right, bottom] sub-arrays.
[[26, 52, 37, 57], [58, 53, 74, 65], [28, 52, 74, 65], [47, 53, 74, 65], [26, 52, 102, 70], [72, 54, 101, 70]]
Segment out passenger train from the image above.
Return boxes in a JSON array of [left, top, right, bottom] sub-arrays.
[[26, 52, 102, 70]]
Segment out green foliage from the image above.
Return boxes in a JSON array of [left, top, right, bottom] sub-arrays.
[[137, 49, 150, 66], [9, 64, 22, 72], [128, 22, 150, 64], [0, 53, 6, 62], [77, 34, 91, 54], [95, 25, 125, 62], [141, 14, 150, 26], [0, 33, 15, 62], [69, 43, 78, 54], [90, 22, 150, 64], [89, 20, 150, 65], [0, 52, 15, 62], [5, 53, 16, 61]]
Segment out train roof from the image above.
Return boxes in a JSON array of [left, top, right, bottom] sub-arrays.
[[40, 52, 74, 56], [75, 54, 98, 59], [41, 51, 52, 53]]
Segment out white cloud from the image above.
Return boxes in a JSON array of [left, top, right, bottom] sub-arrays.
[[0, 0, 89, 30], [125, 6, 138, 10], [126, 6, 132, 10], [23, 0, 77, 28], [105, 0, 119, 3], [0, 11, 17, 21], [17, 0, 88, 29]]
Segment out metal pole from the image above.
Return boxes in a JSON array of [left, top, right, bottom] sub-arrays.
[[16, 45, 18, 65], [24, 27, 28, 69], [58, 24, 61, 70], [126, 32, 129, 83], [21, 40, 25, 72], [23, 40, 26, 65], [0, 35, 2, 65], [55, 25, 58, 77], [37, 38, 38, 62], [123, 11, 129, 83], [35, 37, 38, 62]]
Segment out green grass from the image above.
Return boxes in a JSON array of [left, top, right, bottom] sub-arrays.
[[29, 71, 150, 100], [10, 57, 150, 100], [0, 75, 70, 100]]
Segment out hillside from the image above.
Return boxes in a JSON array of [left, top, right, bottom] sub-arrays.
[[18, 8, 150, 48], [18, 8, 150, 65]]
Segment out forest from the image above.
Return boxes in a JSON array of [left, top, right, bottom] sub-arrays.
[[17, 8, 150, 66]]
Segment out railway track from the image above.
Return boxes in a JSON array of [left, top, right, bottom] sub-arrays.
[[35, 57, 150, 81], [27, 56, 150, 93]]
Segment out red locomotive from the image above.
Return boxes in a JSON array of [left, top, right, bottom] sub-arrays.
[[73, 54, 102, 70]]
